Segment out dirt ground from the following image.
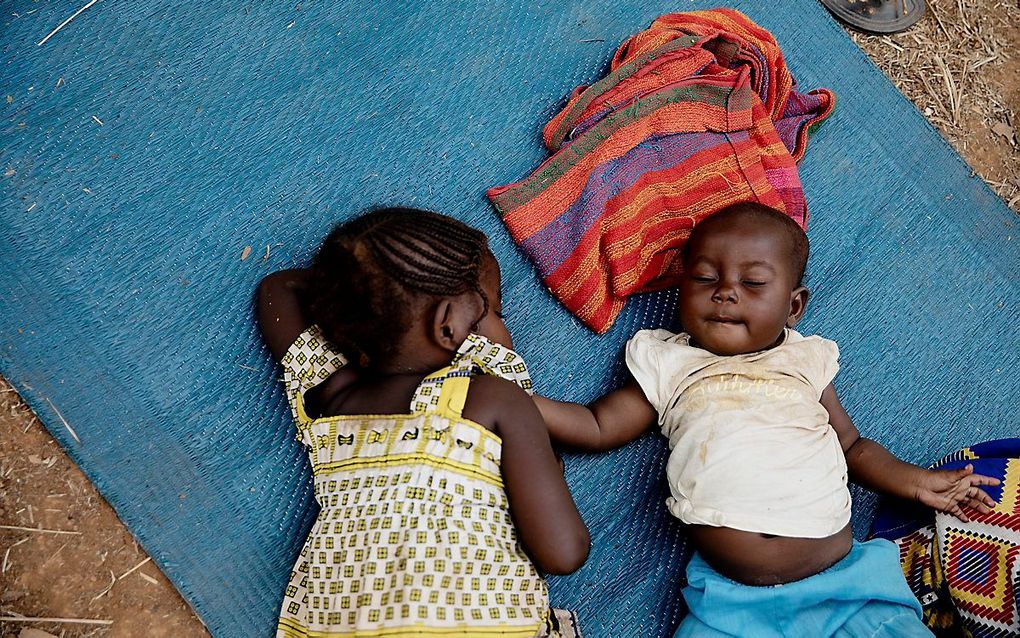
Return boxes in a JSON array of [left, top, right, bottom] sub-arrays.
[[0, 379, 207, 638], [1, 2, 1017, 637]]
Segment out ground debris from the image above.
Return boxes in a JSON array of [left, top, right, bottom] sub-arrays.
[[992, 120, 1016, 144], [849, 0, 1019, 212], [19, 629, 60, 638]]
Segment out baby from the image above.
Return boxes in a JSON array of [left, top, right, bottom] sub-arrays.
[[535, 202, 999, 636]]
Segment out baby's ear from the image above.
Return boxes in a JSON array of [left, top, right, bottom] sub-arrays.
[[786, 286, 809, 328]]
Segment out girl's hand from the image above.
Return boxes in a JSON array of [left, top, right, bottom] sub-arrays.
[[258, 269, 313, 361], [914, 464, 1000, 523]]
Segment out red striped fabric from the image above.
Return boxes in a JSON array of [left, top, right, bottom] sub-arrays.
[[488, 9, 834, 333]]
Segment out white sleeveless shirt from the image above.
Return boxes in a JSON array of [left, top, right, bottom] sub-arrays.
[[625, 328, 851, 538]]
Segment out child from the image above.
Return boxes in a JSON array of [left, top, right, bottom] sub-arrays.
[[258, 208, 589, 638], [534, 202, 999, 637]]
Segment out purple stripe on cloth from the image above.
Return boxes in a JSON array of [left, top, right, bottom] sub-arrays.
[[774, 113, 820, 157], [764, 168, 805, 222], [749, 55, 770, 104], [520, 131, 725, 276], [774, 91, 828, 155]]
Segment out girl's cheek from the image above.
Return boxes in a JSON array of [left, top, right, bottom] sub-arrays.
[[500, 326, 513, 350], [482, 318, 513, 350], [494, 324, 513, 350]]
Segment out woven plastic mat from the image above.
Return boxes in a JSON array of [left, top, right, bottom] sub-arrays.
[[2, 1, 1017, 636]]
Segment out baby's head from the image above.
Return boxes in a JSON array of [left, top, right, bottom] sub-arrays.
[[679, 202, 809, 356], [308, 208, 510, 368]]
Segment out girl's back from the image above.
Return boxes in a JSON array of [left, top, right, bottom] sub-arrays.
[[259, 208, 589, 638], [277, 327, 554, 636]]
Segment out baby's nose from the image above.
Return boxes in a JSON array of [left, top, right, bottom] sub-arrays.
[[711, 285, 737, 303]]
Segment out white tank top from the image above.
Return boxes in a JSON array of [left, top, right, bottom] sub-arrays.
[[626, 328, 851, 538]]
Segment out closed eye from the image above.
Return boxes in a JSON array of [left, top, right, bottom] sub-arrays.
[[743, 280, 766, 287], [691, 275, 716, 283]]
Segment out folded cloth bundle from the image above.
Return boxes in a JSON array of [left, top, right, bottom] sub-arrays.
[[488, 9, 834, 333]]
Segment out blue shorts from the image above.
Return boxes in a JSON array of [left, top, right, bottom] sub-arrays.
[[675, 539, 933, 638]]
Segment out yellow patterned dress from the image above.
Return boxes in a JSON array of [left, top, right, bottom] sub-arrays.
[[275, 327, 580, 638]]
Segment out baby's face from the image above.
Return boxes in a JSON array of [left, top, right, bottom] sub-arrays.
[[679, 222, 801, 356]]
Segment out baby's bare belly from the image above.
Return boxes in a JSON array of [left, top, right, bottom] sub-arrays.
[[689, 523, 853, 585]]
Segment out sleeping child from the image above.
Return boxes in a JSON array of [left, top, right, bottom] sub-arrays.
[[534, 201, 999, 637]]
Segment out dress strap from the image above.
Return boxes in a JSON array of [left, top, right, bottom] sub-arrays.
[[281, 325, 348, 444], [435, 373, 471, 418], [409, 334, 534, 416]]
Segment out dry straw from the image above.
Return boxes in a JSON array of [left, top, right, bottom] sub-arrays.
[[849, 0, 1018, 210]]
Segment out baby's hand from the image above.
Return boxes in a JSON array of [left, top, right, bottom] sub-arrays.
[[915, 464, 1000, 523]]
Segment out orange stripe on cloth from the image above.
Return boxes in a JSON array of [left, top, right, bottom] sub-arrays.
[[487, 8, 833, 333], [550, 143, 776, 300], [498, 96, 740, 235], [642, 10, 795, 119], [543, 39, 716, 152]]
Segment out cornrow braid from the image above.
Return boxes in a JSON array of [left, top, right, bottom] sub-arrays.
[[308, 207, 491, 367]]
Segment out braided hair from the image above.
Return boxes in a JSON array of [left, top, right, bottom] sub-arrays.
[[308, 207, 491, 367]]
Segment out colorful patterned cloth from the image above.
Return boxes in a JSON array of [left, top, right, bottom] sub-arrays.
[[276, 327, 581, 638], [487, 9, 834, 333], [870, 439, 1020, 638]]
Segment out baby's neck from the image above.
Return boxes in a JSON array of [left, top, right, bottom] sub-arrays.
[[689, 329, 789, 356]]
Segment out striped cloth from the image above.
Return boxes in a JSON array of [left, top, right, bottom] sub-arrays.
[[488, 9, 834, 333]]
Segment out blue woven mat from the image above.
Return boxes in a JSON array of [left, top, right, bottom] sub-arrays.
[[2, 1, 1017, 636]]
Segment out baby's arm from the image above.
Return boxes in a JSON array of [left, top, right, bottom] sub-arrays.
[[257, 269, 312, 362], [822, 383, 1000, 522], [533, 380, 657, 451]]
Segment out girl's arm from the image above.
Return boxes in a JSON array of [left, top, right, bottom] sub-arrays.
[[468, 376, 590, 575], [533, 381, 657, 451], [257, 269, 312, 362], [822, 383, 999, 522]]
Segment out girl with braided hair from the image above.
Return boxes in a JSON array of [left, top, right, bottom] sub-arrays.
[[258, 207, 589, 638]]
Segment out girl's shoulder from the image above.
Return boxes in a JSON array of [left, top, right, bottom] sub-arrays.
[[283, 325, 356, 423], [462, 374, 535, 434], [302, 366, 362, 418]]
